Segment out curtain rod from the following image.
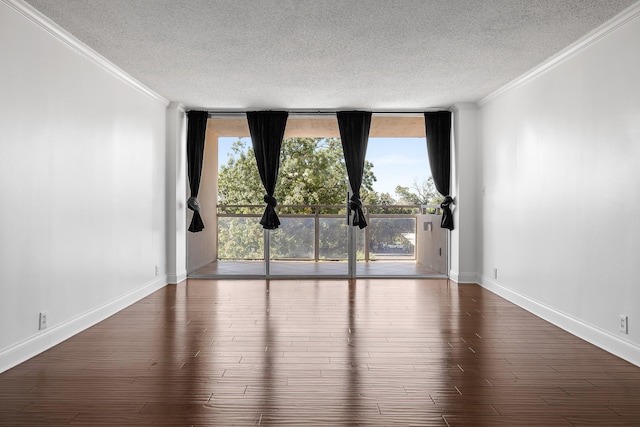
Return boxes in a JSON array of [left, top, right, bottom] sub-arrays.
[[205, 109, 449, 118]]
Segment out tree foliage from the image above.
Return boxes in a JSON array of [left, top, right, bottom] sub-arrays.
[[218, 138, 378, 210], [217, 137, 433, 260], [394, 177, 444, 206]]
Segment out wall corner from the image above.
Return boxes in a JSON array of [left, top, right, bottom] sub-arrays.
[[166, 103, 187, 282], [449, 103, 479, 283]]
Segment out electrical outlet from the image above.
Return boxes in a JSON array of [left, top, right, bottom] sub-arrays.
[[155, 265, 159, 276], [619, 315, 628, 334], [39, 312, 48, 330], [493, 268, 498, 279]]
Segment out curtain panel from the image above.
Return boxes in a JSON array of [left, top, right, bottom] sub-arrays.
[[425, 111, 453, 230], [337, 111, 372, 229], [186, 110, 209, 233], [247, 111, 289, 230]]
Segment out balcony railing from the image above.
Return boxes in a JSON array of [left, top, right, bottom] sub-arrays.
[[217, 204, 440, 262]]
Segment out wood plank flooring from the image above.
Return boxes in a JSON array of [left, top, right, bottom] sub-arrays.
[[1, 279, 639, 426]]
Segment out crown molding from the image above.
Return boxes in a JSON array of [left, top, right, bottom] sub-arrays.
[[167, 102, 187, 112], [3, 0, 170, 106], [479, 1, 640, 106], [451, 103, 478, 113]]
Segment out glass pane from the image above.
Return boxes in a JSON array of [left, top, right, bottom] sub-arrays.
[[210, 117, 445, 278], [217, 217, 264, 260], [270, 217, 315, 260], [368, 217, 416, 260], [318, 218, 348, 260], [355, 226, 365, 261], [358, 135, 437, 275]]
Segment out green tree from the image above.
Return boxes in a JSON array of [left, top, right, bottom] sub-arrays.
[[217, 140, 264, 212], [218, 137, 378, 209], [217, 138, 437, 260], [217, 137, 378, 259], [394, 177, 444, 206]]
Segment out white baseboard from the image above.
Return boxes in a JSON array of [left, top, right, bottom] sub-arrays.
[[167, 270, 187, 285], [449, 270, 478, 284], [479, 275, 640, 368], [0, 276, 168, 374]]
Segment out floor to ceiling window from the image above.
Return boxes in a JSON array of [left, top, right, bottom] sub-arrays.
[[188, 114, 448, 278]]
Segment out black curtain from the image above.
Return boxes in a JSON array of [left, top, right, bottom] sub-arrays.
[[425, 111, 453, 230], [186, 110, 208, 233], [247, 111, 288, 230], [337, 111, 371, 229]]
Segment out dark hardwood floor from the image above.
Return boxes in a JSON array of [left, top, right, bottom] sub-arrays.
[[1, 279, 639, 426]]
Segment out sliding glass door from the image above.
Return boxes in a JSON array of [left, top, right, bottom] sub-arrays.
[[187, 114, 447, 279]]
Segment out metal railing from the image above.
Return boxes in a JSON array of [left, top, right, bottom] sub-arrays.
[[217, 204, 440, 262]]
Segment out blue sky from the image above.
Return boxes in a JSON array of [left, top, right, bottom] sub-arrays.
[[218, 137, 431, 197], [366, 138, 431, 195]]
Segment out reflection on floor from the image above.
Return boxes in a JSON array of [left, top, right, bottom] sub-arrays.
[[190, 260, 443, 278], [3, 279, 639, 425]]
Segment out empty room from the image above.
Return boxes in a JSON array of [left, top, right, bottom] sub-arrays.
[[1, 0, 640, 425]]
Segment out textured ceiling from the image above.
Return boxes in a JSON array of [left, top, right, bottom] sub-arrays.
[[24, 0, 638, 110]]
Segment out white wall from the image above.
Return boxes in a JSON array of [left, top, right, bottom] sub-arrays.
[[451, 104, 479, 283], [478, 8, 640, 365], [165, 103, 188, 284], [0, 1, 169, 372]]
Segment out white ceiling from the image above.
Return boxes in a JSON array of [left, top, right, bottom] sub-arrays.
[[24, 0, 638, 111]]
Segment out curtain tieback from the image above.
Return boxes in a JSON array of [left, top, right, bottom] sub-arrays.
[[187, 196, 205, 232], [187, 196, 200, 212], [260, 194, 280, 230], [263, 194, 278, 208], [440, 195, 454, 230], [440, 196, 453, 209], [348, 194, 362, 211], [349, 194, 367, 229]]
